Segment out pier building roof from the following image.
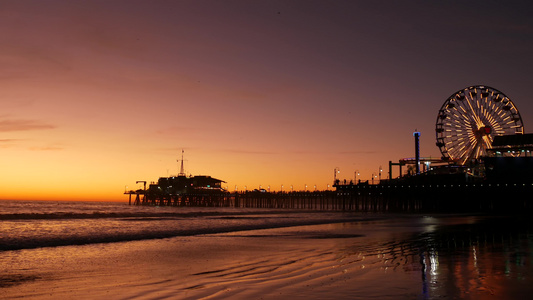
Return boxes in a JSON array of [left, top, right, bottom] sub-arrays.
[[489, 134, 533, 156]]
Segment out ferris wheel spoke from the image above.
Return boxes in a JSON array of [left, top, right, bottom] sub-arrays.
[[482, 135, 492, 150], [466, 98, 484, 129]]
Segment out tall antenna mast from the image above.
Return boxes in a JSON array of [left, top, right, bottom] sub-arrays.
[[178, 149, 186, 176]]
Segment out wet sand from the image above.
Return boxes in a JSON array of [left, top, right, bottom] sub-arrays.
[[2, 215, 532, 299]]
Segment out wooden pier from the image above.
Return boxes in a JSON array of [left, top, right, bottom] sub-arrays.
[[126, 181, 533, 212], [333, 182, 533, 212], [125, 190, 233, 207]]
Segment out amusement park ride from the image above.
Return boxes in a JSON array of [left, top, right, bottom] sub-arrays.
[[390, 85, 532, 183], [436, 85, 524, 163]]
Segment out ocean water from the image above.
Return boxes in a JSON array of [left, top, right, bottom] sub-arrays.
[[1, 200, 533, 299], [0, 200, 358, 251]]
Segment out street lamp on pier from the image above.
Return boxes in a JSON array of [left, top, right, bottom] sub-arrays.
[[355, 170, 360, 184], [334, 167, 340, 185]]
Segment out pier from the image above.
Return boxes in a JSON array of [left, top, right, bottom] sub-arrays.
[[333, 181, 533, 212], [126, 181, 533, 212], [125, 109, 533, 213]]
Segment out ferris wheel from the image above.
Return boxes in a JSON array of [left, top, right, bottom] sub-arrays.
[[435, 85, 524, 165]]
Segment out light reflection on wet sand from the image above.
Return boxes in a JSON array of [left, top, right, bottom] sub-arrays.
[[1, 215, 532, 299]]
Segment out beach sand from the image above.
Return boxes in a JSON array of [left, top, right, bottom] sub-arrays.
[[3, 215, 532, 299]]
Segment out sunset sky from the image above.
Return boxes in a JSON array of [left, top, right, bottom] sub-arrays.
[[1, 0, 533, 201]]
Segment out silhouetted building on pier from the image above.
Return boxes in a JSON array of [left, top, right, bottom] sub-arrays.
[[485, 133, 533, 183], [125, 150, 228, 206], [147, 175, 226, 197]]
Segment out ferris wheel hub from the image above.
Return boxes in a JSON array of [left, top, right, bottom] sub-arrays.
[[474, 126, 492, 138]]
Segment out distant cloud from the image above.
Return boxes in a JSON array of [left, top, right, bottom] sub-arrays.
[[0, 138, 63, 151], [0, 119, 55, 132], [155, 126, 199, 135], [221, 149, 278, 155], [0, 138, 22, 148], [338, 151, 377, 155], [29, 146, 63, 151], [153, 146, 197, 154], [220, 149, 377, 155]]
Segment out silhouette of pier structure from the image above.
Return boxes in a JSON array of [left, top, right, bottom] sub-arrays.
[[125, 85, 533, 212], [125, 180, 533, 212], [125, 132, 533, 212]]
